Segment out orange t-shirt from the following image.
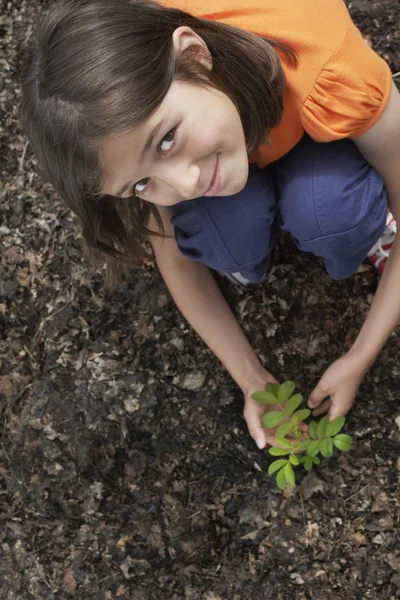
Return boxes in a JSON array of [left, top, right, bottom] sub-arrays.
[[161, 0, 392, 167]]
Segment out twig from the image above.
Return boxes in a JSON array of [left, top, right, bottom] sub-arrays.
[[343, 483, 370, 504], [393, 72, 400, 80], [299, 489, 307, 526], [18, 141, 29, 173]]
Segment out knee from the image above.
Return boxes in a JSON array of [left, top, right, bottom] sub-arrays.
[[274, 137, 388, 278], [276, 137, 387, 242]]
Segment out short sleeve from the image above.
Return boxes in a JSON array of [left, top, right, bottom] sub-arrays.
[[300, 26, 392, 141]]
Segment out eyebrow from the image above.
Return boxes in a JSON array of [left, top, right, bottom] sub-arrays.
[[115, 116, 167, 198]]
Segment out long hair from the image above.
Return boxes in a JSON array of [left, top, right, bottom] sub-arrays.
[[20, 0, 296, 284]]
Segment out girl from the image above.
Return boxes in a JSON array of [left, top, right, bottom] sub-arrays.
[[21, 0, 400, 450]]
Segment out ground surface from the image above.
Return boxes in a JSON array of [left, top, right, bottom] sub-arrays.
[[1, 1, 400, 599]]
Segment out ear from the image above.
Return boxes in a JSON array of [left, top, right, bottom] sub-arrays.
[[172, 26, 213, 71]]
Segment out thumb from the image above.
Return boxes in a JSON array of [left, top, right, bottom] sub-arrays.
[[308, 383, 329, 409], [244, 410, 268, 450]]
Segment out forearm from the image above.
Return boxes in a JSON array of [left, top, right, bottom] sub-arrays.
[[348, 231, 400, 370], [350, 82, 400, 372], [157, 257, 266, 391]]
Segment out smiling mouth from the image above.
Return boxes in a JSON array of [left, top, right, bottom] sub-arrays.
[[203, 155, 221, 197]]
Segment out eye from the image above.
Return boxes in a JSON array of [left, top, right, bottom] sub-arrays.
[[134, 177, 150, 195], [133, 127, 178, 196], [159, 128, 177, 154]]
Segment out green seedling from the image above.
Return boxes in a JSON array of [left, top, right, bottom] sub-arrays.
[[252, 380, 353, 490]]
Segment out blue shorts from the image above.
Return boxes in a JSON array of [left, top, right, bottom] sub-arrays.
[[168, 134, 387, 282]]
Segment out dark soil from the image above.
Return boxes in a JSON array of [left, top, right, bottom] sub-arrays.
[[1, 1, 400, 599]]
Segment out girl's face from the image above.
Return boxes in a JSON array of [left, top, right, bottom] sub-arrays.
[[99, 80, 249, 206]]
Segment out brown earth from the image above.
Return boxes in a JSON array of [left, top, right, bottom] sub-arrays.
[[1, 1, 400, 599]]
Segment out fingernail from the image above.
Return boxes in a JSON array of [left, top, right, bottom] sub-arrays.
[[308, 401, 315, 408], [256, 438, 265, 450]]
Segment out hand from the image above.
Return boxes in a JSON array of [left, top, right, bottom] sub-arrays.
[[307, 353, 367, 420], [242, 369, 283, 450]]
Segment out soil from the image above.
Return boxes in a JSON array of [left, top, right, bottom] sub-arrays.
[[1, 1, 400, 599]]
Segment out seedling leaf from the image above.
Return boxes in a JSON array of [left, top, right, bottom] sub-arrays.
[[275, 436, 293, 448], [278, 381, 296, 403], [303, 456, 313, 471], [300, 439, 311, 450], [317, 415, 329, 439], [308, 421, 318, 440], [283, 393, 303, 416], [269, 447, 291, 456], [306, 440, 321, 458], [320, 437, 334, 458], [326, 416, 345, 437], [289, 454, 300, 466], [276, 422, 291, 438], [266, 382, 280, 398], [293, 409, 311, 422], [276, 468, 287, 490], [333, 440, 352, 452], [333, 434, 353, 452], [261, 411, 285, 429], [334, 434, 353, 445], [251, 391, 279, 405], [268, 459, 288, 475], [284, 462, 296, 486]]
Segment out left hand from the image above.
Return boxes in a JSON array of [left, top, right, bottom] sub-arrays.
[[307, 353, 366, 420]]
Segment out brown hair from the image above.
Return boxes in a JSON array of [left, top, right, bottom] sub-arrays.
[[20, 0, 296, 284]]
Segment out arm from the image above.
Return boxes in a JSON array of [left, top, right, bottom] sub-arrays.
[[149, 206, 278, 448], [309, 82, 400, 417]]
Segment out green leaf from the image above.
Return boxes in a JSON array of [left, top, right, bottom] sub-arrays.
[[303, 456, 313, 471], [320, 437, 334, 458], [289, 454, 300, 466], [308, 421, 319, 440], [283, 393, 303, 416], [266, 382, 280, 398], [312, 456, 321, 465], [251, 391, 279, 405], [326, 416, 346, 437], [261, 411, 285, 429], [275, 436, 293, 448], [269, 446, 292, 456], [293, 409, 311, 422], [334, 434, 353, 445], [317, 415, 329, 439], [306, 440, 321, 458], [333, 435, 353, 452], [268, 459, 288, 475], [278, 380, 296, 404], [276, 422, 291, 438], [284, 462, 296, 486], [299, 439, 311, 450], [276, 468, 287, 490]]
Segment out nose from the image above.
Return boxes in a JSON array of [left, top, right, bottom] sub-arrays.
[[161, 161, 201, 201]]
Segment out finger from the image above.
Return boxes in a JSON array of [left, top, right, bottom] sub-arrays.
[[308, 384, 330, 409], [312, 398, 332, 416], [244, 411, 268, 450], [328, 402, 348, 421]]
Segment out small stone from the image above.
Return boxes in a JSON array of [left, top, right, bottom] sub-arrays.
[[352, 532, 367, 545], [181, 373, 206, 391], [372, 534, 384, 545], [124, 398, 140, 413], [63, 570, 77, 592]]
